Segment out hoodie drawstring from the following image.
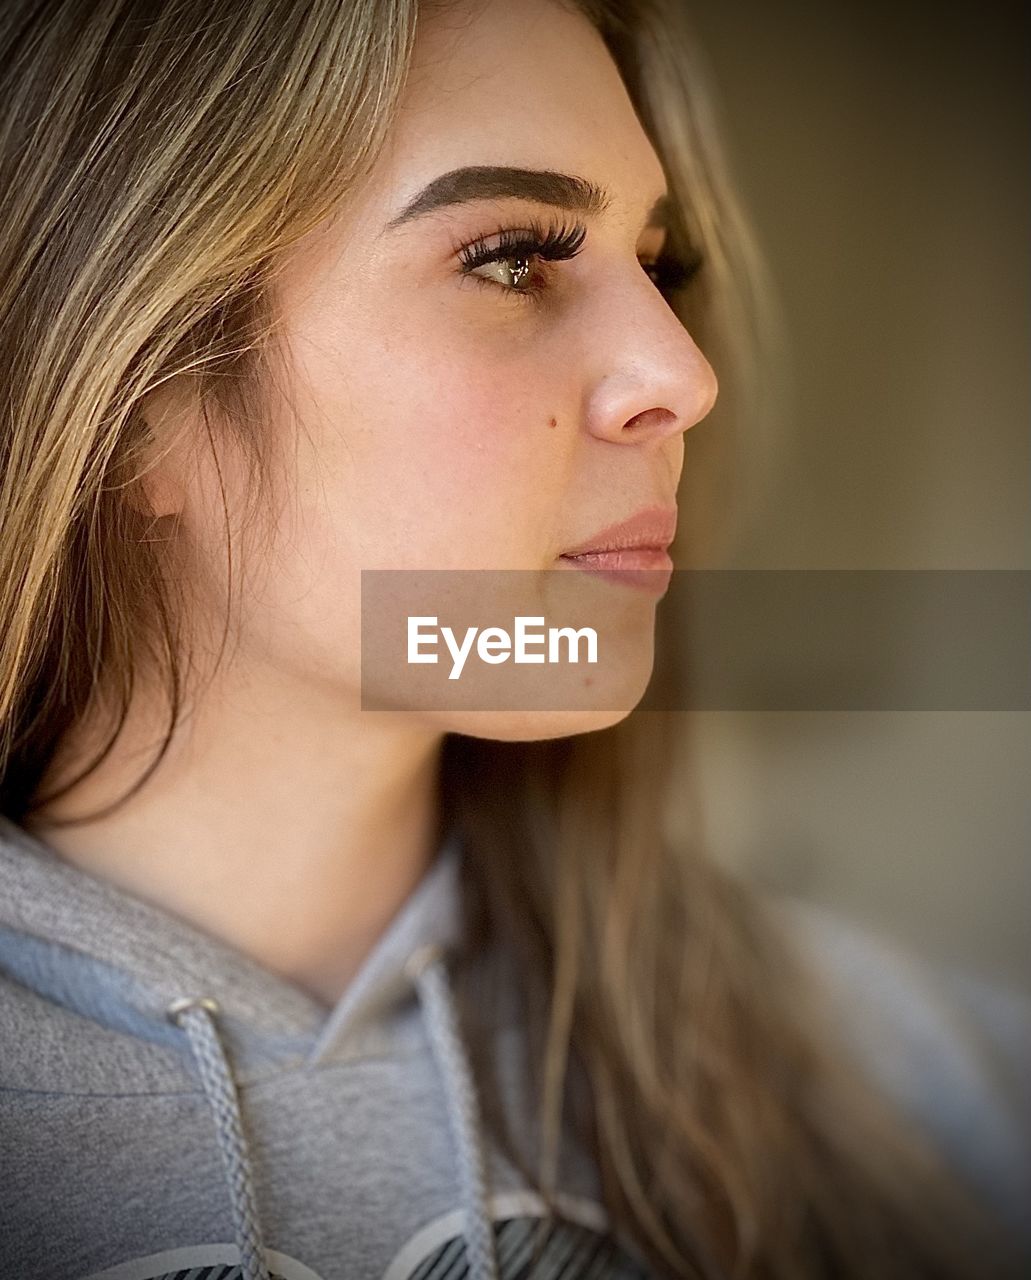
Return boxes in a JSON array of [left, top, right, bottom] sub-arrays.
[[405, 943, 500, 1280], [165, 943, 499, 1280], [166, 995, 271, 1280]]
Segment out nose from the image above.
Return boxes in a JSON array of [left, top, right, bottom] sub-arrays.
[[583, 280, 719, 447]]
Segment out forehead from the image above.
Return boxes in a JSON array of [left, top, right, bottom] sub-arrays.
[[380, 0, 667, 218], [274, 0, 669, 287]]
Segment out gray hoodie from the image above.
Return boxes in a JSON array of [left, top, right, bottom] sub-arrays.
[[0, 811, 1028, 1280]]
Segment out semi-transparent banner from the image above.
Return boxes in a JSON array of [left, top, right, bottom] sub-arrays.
[[360, 569, 1030, 712]]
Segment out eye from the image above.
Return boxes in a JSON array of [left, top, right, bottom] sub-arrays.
[[455, 217, 705, 305], [467, 252, 540, 297], [456, 217, 587, 304], [640, 249, 705, 295]]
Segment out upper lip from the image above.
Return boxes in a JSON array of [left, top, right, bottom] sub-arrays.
[[561, 504, 678, 557]]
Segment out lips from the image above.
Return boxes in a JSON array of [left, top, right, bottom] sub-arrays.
[[561, 547, 673, 571], [560, 504, 678, 557], [558, 504, 677, 595]]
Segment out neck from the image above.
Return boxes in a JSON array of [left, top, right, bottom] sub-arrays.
[[23, 657, 446, 1009]]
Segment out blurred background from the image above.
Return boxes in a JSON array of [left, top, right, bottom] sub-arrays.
[[670, 0, 1029, 994]]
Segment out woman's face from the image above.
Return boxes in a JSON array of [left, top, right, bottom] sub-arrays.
[[157, 0, 718, 735]]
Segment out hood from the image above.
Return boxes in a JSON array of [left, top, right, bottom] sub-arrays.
[[0, 812, 503, 1280]]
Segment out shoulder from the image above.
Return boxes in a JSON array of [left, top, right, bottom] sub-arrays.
[[766, 893, 1031, 1245]]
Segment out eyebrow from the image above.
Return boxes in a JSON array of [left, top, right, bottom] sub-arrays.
[[383, 165, 671, 233]]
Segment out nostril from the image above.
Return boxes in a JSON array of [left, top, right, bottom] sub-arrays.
[[624, 406, 677, 433]]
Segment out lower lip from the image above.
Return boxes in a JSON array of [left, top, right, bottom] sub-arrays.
[[558, 547, 674, 594]]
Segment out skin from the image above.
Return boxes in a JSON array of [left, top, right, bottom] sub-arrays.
[[26, 0, 717, 1007]]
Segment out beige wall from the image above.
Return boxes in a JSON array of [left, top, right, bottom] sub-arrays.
[[673, 0, 1029, 990]]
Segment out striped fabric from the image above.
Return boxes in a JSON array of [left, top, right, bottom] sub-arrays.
[[132, 1214, 652, 1280]]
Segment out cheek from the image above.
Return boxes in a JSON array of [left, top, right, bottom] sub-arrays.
[[287, 319, 572, 571], [199, 299, 579, 680]]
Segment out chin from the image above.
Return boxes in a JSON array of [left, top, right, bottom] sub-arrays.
[[440, 705, 639, 742]]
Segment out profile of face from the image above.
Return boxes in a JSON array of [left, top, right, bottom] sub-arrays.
[[145, 0, 718, 741]]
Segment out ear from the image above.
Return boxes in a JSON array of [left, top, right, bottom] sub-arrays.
[[130, 377, 198, 519]]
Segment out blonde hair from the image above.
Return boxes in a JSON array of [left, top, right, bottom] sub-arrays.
[[0, 1, 1014, 1276]]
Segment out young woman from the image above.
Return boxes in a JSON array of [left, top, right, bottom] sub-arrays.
[[0, 1, 1026, 1278]]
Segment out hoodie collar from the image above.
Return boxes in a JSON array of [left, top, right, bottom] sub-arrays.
[[0, 811, 465, 1069], [0, 813, 504, 1280]]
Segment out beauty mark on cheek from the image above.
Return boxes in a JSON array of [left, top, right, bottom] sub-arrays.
[[548, 416, 557, 429]]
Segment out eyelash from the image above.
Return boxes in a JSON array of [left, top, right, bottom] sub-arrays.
[[455, 217, 703, 304]]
